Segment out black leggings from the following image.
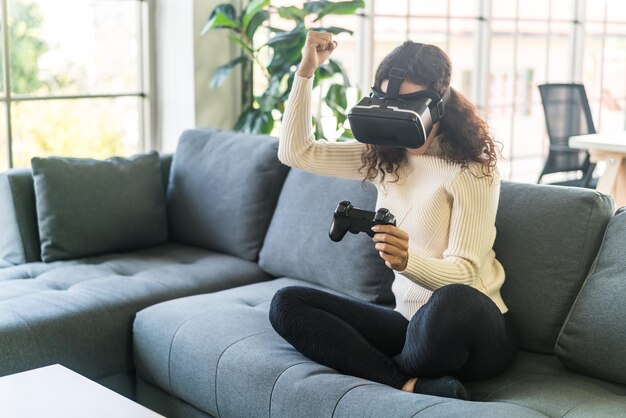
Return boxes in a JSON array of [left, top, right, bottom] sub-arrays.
[[269, 284, 517, 389]]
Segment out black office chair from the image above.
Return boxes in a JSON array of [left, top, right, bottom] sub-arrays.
[[537, 83, 597, 188]]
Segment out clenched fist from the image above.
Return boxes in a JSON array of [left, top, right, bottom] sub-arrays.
[[297, 30, 338, 79]]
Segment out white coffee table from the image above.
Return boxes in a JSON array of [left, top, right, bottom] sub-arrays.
[[0, 364, 164, 418]]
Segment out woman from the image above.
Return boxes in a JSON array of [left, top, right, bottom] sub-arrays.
[[269, 30, 517, 400]]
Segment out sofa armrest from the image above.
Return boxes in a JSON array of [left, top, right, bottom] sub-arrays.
[[0, 168, 41, 265]]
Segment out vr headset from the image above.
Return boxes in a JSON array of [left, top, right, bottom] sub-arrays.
[[347, 45, 450, 149]]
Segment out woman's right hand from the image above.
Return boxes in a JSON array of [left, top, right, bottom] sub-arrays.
[[297, 30, 337, 79]]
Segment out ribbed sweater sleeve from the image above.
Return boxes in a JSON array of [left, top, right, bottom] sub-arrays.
[[278, 74, 369, 180], [396, 167, 501, 291]]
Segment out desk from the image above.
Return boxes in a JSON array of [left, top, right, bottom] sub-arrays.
[[570, 131, 626, 208]]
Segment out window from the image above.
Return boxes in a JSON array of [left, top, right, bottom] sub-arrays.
[[1, 0, 151, 171], [582, 0, 626, 135], [264, 0, 626, 183], [365, 0, 626, 183]]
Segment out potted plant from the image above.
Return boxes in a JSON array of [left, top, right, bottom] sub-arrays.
[[202, 0, 364, 140]]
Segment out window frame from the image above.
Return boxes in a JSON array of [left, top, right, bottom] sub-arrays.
[[361, 0, 626, 180], [0, 0, 156, 169]]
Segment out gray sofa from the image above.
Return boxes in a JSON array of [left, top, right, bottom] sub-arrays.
[[1, 128, 625, 417]]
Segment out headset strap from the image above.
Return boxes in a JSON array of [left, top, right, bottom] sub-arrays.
[[378, 43, 452, 122], [435, 87, 451, 121], [384, 43, 425, 100]]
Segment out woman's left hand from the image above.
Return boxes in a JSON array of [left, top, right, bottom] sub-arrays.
[[371, 225, 409, 271]]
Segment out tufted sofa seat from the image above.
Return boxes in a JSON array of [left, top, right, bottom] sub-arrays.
[[134, 278, 626, 418], [466, 351, 626, 416], [134, 279, 550, 418], [0, 242, 271, 396]]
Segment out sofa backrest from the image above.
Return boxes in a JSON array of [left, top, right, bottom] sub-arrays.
[[0, 154, 173, 267], [495, 181, 614, 354], [166, 129, 290, 262], [258, 168, 395, 304]]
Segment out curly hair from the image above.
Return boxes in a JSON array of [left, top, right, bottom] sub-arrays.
[[359, 41, 500, 183]]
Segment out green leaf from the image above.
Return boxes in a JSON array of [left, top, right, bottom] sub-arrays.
[[326, 85, 348, 128], [310, 26, 353, 35], [267, 44, 304, 75], [267, 32, 306, 74], [266, 29, 305, 48], [227, 34, 254, 54], [245, 10, 269, 41], [318, 59, 350, 85], [210, 56, 247, 88], [234, 107, 274, 134], [338, 128, 355, 141], [202, 4, 237, 34], [316, 64, 336, 81], [278, 6, 306, 22], [312, 116, 325, 140], [242, 0, 269, 29], [315, 0, 365, 21], [255, 110, 275, 134], [265, 28, 306, 74], [259, 78, 282, 109], [325, 83, 348, 113], [267, 26, 287, 33], [324, 83, 351, 132], [280, 72, 298, 102], [234, 108, 255, 132], [303, 1, 327, 16]]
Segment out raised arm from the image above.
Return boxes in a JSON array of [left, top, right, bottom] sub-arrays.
[[278, 30, 369, 181], [279, 73, 369, 181]]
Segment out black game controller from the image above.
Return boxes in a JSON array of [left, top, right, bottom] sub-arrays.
[[329, 201, 396, 242]]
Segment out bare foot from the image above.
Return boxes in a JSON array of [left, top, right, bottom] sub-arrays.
[[401, 377, 418, 392]]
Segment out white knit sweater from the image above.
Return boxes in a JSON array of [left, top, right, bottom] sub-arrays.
[[278, 74, 508, 319]]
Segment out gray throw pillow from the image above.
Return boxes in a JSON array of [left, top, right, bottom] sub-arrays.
[[494, 182, 614, 354], [555, 210, 626, 385], [31, 152, 168, 262], [166, 129, 289, 262], [258, 168, 395, 304]]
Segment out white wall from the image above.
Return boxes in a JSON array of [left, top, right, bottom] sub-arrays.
[[153, 0, 241, 153], [153, 0, 195, 153], [193, 1, 242, 132]]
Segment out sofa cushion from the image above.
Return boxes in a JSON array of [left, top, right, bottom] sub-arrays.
[[0, 243, 270, 379], [31, 152, 168, 262], [0, 169, 41, 265], [494, 182, 613, 354], [133, 279, 549, 418], [133, 278, 317, 417], [555, 210, 626, 385], [466, 350, 626, 417], [258, 169, 395, 304], [166, 129, 289, 262], [137, 365, 548, 418]]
